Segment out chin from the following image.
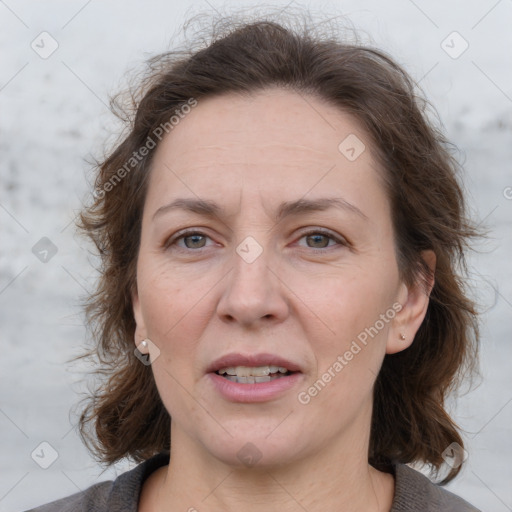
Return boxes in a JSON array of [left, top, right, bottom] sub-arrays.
[[204, 431, 305, 470]]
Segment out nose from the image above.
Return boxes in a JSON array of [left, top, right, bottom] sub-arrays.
[[216, 239, 290, 327]]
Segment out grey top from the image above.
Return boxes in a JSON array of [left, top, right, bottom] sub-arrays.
[[25, 452, 481, 512]]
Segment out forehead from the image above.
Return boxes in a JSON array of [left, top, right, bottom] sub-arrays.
[[146, 87, 387, 218], [155, 88, 370, 163]]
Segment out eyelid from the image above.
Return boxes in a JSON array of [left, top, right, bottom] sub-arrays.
[[295, 228, 349, 248], [163, 228, 214, 250], [164, 226, 349, 252]]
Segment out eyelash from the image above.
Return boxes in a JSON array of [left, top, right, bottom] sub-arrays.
[[164, 228, 348, 253]]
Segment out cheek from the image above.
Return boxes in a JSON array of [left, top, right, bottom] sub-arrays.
[[303, 262, 398, 391], [307, 263, 397, 340], [136, 256, 208, 366], [138, 257, 194, 338], [140, 267, 205, 415]]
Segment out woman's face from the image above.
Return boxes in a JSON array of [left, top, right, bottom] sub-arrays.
[[132, 88, 429, 469]]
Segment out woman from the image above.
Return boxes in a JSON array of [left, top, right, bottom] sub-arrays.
[[28, 10, 482, 512]]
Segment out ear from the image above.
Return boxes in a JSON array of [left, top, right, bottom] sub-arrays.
[[386, 250, 436, 354], [132, 283, 148, 351]]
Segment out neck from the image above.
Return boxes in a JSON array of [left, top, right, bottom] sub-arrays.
[[144, 416, 395, 512]]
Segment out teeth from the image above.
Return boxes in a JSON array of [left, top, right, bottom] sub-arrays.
[[223, 375, 284, 384], [254, 376, 271, 383], [217, 365, 290, 377]]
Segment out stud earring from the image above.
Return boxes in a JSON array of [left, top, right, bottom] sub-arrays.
[[140, 339, 148, 349], [399, 333, 406, 341]]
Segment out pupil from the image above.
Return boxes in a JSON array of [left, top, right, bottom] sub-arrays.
[[308, 234, 328, 248], [186, 235, 205, 248]]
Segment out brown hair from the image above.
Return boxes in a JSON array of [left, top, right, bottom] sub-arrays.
[[76, 9, 482, 484]]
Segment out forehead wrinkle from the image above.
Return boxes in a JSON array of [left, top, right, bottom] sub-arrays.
[[192, 143, 327, 154], [168, 143, 329, 164]]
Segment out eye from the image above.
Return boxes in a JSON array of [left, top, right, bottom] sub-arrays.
[[296, 229, 347, 250], [165, 230, 214, 251], [164, 228, 348, 252]]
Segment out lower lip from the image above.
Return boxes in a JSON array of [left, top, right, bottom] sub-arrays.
[[207, 372, 304, 403]]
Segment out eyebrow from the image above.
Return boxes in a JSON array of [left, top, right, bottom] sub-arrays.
[[152, 196, 368, 222]]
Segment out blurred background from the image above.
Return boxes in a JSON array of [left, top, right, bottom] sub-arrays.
[[1, 1, 511, 510]]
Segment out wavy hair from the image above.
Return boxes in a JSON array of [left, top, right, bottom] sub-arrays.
[[76, 8, 481, 484]]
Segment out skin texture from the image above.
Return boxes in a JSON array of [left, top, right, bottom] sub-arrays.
[[132, 87, 435, 512]]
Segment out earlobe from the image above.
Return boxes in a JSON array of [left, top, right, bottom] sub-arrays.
[[131, 284, 148, 347], [386, 250, 436, 354]]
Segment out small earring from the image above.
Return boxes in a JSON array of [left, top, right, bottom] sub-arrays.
[[399, 333, 406, 341], [140, 339, 148, 349]]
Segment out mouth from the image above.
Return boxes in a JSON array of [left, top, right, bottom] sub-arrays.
[[207, 352, 302, 377], [215, 365, 297, 384], [206, 353, 304, 402]]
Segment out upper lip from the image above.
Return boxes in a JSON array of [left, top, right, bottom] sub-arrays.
[[207, 353, 303, 374]]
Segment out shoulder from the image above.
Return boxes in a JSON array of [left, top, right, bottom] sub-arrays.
[[392, 463, 481, 511], [24, 481, 113, 512], [23, 452, 170, 512]]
